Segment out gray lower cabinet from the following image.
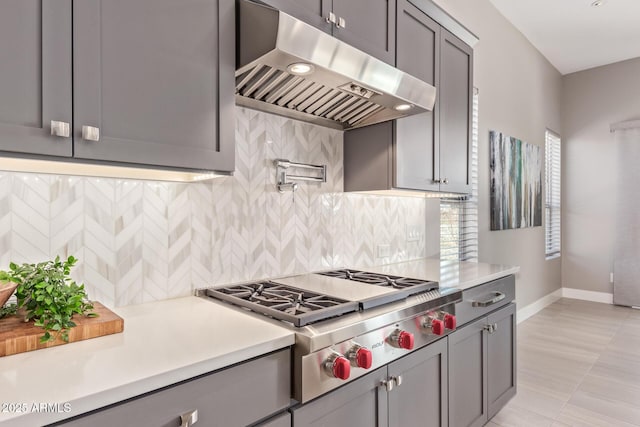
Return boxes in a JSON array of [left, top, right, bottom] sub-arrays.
[[259, 0, 395, 65], [290, 338, 448, 427], [0, 0, 234, 173], [448, 304, 517, 427], [344, 0, 473, 195], [291, 366, 388, 427], [387, 337, 448, 427], [53, 349, 291, 427], [0, 0, 73, 157]]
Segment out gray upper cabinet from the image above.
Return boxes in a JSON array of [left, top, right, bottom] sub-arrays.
[[344, 0, 473, 195], [257, 0, 332, 32], [394, 0, 440, 191], [0, 0, 73, 157], [0, 0, 234, 174], [73, 0, 235, 172], [439, 29, 473, 194], [260, 0, 396, 65], [331, 0, 396, 65]]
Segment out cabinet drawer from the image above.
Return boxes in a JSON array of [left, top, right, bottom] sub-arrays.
[[55, 349, 291, 427], [455, 275, 515, 326]]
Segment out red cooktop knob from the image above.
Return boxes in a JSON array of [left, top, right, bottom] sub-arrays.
[[431, 319, 444, 335], [444, 313, 457, 330], [356, 348, 373, 369], [332, 356, 351, 380], [398, 331, 415, 350]]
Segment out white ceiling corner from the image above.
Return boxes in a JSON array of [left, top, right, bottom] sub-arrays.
[[488, 0, 640, 75]]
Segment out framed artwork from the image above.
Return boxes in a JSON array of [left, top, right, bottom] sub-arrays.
[[489, 130, 542, 230]]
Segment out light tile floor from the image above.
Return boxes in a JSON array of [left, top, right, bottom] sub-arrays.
[[490, 298, 640, 427]]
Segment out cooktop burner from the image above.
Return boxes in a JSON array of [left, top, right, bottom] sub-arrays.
[[317, 269, 439, 309], [205, 281, 359, 327], [319, 269, 437, 289]]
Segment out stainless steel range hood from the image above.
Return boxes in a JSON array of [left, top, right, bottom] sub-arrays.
[[236, 1, 437, 130]]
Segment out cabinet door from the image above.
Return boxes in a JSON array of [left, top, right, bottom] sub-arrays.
[[0, 0, 72, 157], [439, 29, 473, 194], [487, 303, 517, 418], [291, 367, 388, 427], [259, 0, 332, 32], [448, 317, 488, 427], [332, 0, 396, 65], [388, 338, 448, 427], [73, 0, 235, 172], [394, 0, 440, 191], [55, 350, 291, 427]]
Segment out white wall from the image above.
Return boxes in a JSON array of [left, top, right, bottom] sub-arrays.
[[562, 57, 640, 293], [432, 0, 563, 306]]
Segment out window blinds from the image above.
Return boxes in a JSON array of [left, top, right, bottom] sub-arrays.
[[440, 90, 479, 262], [545, 130, 561, 259]]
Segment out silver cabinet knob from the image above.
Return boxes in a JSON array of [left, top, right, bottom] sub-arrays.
[[50, 121, 70, 138], [433, 179, 441, 184], [180, 409, 198, 427], [326, 12, 336, 24], [336, 16, 346, 29], [380, 378, 394, 392], [393, 375, 403, 387], [443, 178, 449, 184], [82, 125, 100, 141]]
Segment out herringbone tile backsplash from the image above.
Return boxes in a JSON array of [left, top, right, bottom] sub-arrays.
[[0, 108, 436, 307]]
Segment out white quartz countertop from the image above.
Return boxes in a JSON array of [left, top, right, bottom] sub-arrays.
[[0, 297, 294, 427], [360, 258, 520, 291]]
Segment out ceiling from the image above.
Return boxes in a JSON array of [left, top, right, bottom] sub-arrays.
[[488, 0, 640, 75]]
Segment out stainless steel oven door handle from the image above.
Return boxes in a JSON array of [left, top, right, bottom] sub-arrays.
[[471, 291, 505, 307]]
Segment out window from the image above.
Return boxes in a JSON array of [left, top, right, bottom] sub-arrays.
[[545, 130, 561, 259], [440, 89, 479, 262]]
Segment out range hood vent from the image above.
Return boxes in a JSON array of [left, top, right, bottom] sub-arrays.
[[236, 1, 437, 130]]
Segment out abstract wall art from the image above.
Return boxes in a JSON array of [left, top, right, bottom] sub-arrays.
[[489, 130, 542, 230]]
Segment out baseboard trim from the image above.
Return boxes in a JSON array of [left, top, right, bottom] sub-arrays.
[[517, 289, 562, 324], [562, 287, 614, 304], [516, 287, 615, 324]]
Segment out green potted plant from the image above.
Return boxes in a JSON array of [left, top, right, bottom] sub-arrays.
[[0, 256, 97, 343]]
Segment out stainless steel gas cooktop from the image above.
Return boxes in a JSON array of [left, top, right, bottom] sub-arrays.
[[200, 268, 461, 403]]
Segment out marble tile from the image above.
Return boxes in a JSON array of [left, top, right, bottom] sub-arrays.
[[555, 403, 639, 427], [500, 299, 640, 427], [0, 107, 430, 306], [492, 403, 558, 427]]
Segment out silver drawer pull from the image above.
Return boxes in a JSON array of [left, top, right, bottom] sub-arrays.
[[50, 120, 70, 138], [393, 375, 403, 387], [180, 409, 198, 427], [336, 16, 346, 29], [82, 125, 100, 141], [471, 291, 505, 307], [380, 379, 394, 392], [326, 12, 336, 24]]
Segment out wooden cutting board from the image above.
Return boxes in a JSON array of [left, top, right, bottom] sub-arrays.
[[0, 302, 124, 357]]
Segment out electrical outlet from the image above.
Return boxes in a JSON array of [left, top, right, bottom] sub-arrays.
[[377, 244, 391, 258], [610, 272, 614, 284], [406, 225, 421, 242]]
